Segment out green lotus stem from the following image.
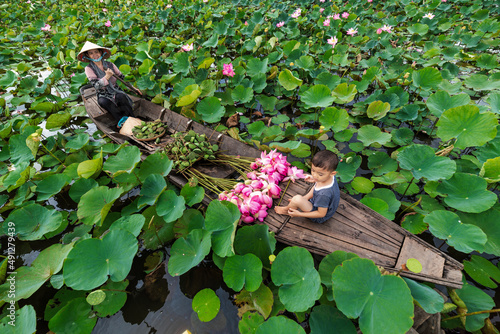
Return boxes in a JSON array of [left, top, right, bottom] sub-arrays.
[[396, 197, 422, 220], [399, 176, 415, 200], [442, 308, 500, 321], [40, 142, 66, 168], [277, 180, 291, 206]]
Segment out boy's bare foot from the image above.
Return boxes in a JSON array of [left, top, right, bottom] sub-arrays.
[[274, 206, 289, 215]]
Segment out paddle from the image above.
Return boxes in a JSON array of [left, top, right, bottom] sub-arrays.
[[112, 74, 143, 97]]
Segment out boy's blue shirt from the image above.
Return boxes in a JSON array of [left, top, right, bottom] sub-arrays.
[[308, 175, 340, 224]]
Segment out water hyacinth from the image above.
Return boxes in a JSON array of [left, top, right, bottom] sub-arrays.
[[219, 150, 305, 223]]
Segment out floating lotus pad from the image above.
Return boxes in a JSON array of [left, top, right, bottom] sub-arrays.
[[205, 200, 240, 257], [192, 288, 220, 322], [402, 278, 444, 314], [463, 255, 500, 289], [255, 316, 306, 334], [223, 253, 263, 292], [167, 229, 211, 277], [4, 203, 63, 240], [397, 144, 456, 181]]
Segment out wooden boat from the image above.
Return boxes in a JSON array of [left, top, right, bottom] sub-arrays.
[[80, 84, 464, 289]]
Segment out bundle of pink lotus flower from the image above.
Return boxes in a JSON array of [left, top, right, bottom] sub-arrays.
[[219, 149, 305, 223]]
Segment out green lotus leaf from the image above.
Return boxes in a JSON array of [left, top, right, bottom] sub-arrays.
[[314, 72, 340, 90], [197, 96, 226, 123], [156, 189, 186, 223], [366, 100, 390, 120], [77, 186, 123, 226], [136, 75, 156, 90], [138, 152, 173, 183], [407, 23, 429, 35], [357, 125, 392, 147], [172, 52, 190, 75], [0, 243, 73, 301], [4, 203, 63, 240], [401, 213, 428, 234], [464, 74, 500, 91], [257, 95, 278, 112], [36, 173, 72, 201], [180, 183, 205, 206], [174, 209, 205, 239], [205, 200, 240, 257], [65, 133, 90, 151], [319, 107, 349, 132], [86, 290, 106, 306], [247, 58, 268, 76], [93, 280, 129, 317], [331, 83, 357, 104], [0, 70, 16, 88], [309, 305, 357, 334], [458, 205, 500, 256], [223, 254, 263, 292], [239, 311, 265, 334], [167, 229, 212, 276], [360, 197, 392, 220], [9, 133, 35, 167], [144, 251, 164, 274], [412, 67, 442, 90], [351, 177, 374, 194], [109, 214, 145, 237], [455, 283, 495, 332], [138, 174, 166, 208], [139, 206, 175, 250], [231, 85, 254, 104], [397, 144, 456, 181], [486, 92, 500, 114], [19, 76, 37, 91], [138, 58, 154, 75], [33, 101, 57, 113], [235, 283, 274, 319], [391, 128, 414, 146], [402, 278, 444, 314], [103, 146, 141, 176], [395, 104, 419, 121], [437, 172, 496, 213], [176, 84, 201, 107], [278, 69, 303, 91], [424, 210, 487, 253], [271, 246, 322, 312], [77, 150, 103, 179], [367, 151, 398, 176], [252, 73, 267, 93], [336, 154, 362, 183], [295, 55, 315, 71], [234, 224, 276, 271], [255, 316, 305, 334], [480, 156, 500, 183], [192, 288, 220, 322], [464, 255, 500, 289], [332, 258, 414, 334], [0, 305, 36, 334], [46, 112, 71, 130], [63, 229, 138, 290], [301, 85, 335, 109], [318, 250, 359, 301], [426, 91, 470, 118], [269, 140, 301, 153], [48, 297, 96, 334], [437, 105, 498, 149], [363, 188, 400, 215]]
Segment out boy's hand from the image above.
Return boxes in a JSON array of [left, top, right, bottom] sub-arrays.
[[287, 208, 300, 217], [304, 175, 315, 183]]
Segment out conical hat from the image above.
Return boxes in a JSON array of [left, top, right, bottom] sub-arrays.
[[77, 41, 111, 62]]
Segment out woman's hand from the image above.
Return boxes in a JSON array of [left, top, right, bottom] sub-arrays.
[[135, 87, 143, 95], [104, 68, 114, 80]]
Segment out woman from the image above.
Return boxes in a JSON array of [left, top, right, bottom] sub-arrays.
[[77, 41, 141, 125]]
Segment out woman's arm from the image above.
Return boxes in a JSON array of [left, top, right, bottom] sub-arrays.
[[85, 67, 109, 90]]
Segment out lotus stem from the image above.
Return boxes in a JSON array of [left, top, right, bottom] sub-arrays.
[[442, 308, 500, 322], [399, 176, 415, 200], [277, 180, 291, 206]]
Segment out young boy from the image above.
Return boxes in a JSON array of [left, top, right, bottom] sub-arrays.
[[274, 150, 340, 223]]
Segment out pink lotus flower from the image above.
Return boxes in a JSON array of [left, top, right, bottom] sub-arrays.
[[332, 13, 340, 20], [103, 8, 107, 12], [222, 63, 235, 77], [166, 4, 172, 8], [203, 0, 208, 2], [181, 43, 193, 52], [376, 28, 383, 34], [276, 21, 285, 28], [283, 166, 305, 183], [267, 183, 281, 199], [342, 12, 349, 19], [105, 20, 111, 27], [320, 8, 325, 13], [368, 0, 373, 2], [70, 73, 75, 78], [320, 0, 325, 2], [323, 19, 330, 27], [441, 0, 446, 2], [27, 0, 31, 3], [41, 24, 51, 31], [327, 36, 338, 47], [241, 214, 255, 223], [245, 21, 248, 26], [423, 13, 435, 19], [346, 28, 358, 36], [291, 9, 301, 18]]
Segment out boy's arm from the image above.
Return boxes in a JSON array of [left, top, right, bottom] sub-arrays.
[[288, 207, 327, 218], [304, 187, 314, 200]]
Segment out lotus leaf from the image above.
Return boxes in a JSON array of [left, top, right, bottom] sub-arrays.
[[357, 125, 392, 147], [197, 96, 226, 123], [367, 151, 398, 176], [366, 100, 390, 120], [458, 205, 500, 256], [351, 177, 374, 194], [137, 152, 172, 183], [103, 145, 141, 176], [426, 91, 470, 117], [0, 70, 16, 88], [239, 311, 264, 334], [464, 255, 500, 289], [257, 95, 278, 112], [234, 224, 276, 270], [235, 283, 274, 319], [63, 229, 138, 290], [4, 203, 63, 240], [401, 213, 428, 234], [223, 254, 263, 292], [318, 250, 359, 301], [480, 156, 500, 183], [174, 209, 205, 239], [94, 280, 129, 317], [69, 178, 98, 203], [486, 92, 500, 114], [437, 172, 496, 213], [391, 128, 414, 146], [0, 243, 73, 301], [231, 85, 254, 104], [247, 58, 268, 76], [360, 197, 392, 220], [192, 288, 220, 322], [180, 183, 205, 206], [77, 151, 103, 179], [86, 290, 106, 306], [336, 153, 362, 183], [363, 188, 400, 218], [205, 200, 240, 257], [301, 85, 334, 109], [397, 144, 456, 181], [35, 173, 71, 201], [140, 206, 175, 250], [407, 23, 429, 35], [436, 105, 498, 149], [331, 83, 357, 104], [156, 190, 186, 223], [455, 283, 495, 332], [255, 316, 305, 334], [65, 133, 90, 151], [77, 186, 123, 226], [318, 107, 349, 132], [109, 214, 145, 237], [271, 246, 321, 312], [309, 305, 357, 334], [176, 85, 201, 107], [402, 278, 444, 314], [332, 258, 414, 334], [167, 229, 211, 276], [0, 305, 36, 334], [464, 74, 500, 91], [46, 112, 72, 130], [9, 133, 35, 167], [48, 297, 96, 334], [424, 210, 487, 253], [138, 174, 166, 208]]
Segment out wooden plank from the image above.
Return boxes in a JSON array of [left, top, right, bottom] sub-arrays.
[[395, 237, 445, 278]]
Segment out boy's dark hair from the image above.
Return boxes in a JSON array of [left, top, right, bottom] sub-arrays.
[[311, 150, 339, 172]]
